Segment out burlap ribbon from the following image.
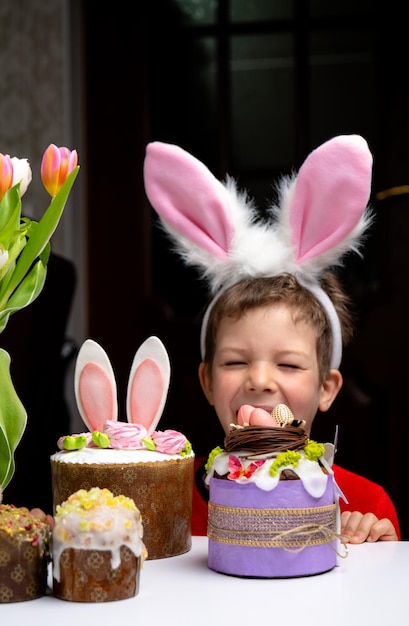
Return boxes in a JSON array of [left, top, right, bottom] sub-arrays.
[[208, 502, 348, 556]]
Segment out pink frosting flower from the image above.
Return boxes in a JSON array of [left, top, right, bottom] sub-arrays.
[[151, 429, 187, 454], [103, 420, 147, 449]]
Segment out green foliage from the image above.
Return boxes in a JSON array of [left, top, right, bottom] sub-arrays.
[[0, 166, 79, 491], [0, 349, 27, 490], [0, 168, 79, 327]]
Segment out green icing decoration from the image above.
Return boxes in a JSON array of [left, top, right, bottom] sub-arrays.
[[180, 439, 192, 457], [304, 439, 325, 461], [92, 431, 110, 448], [63, 435, 87, 450], [269, 450, 301, 476], [205, 446, 224, 473], [142, 437, 156, 451]]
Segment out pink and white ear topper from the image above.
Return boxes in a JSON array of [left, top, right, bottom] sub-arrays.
[[144, 135, 373, 369], [74, 336, 170, 435]]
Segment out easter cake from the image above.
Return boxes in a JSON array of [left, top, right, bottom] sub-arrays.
[[52, 487, 146, 602], [51, 336, 194, 560], [0, 504, 50, 602], [205, 404, 346, 578]]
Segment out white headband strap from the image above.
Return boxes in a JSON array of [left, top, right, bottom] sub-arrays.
[[296, 277, 342, 369]]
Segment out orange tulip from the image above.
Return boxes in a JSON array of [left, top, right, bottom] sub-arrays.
[[0, 153, 13, 202], [41, 144, 78, 197]]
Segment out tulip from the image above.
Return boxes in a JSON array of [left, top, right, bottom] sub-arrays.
[[0, 153, 13, 201], [11, 157, 32, 197], [41, 144, 78, 197]]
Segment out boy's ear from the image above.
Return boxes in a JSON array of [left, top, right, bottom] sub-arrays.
[[198, 362, 214, 406], [318, 369, 343, 412]]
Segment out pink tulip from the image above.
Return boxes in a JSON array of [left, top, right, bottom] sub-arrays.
[[0, 153, 13, 201], [41, 144, 78, 197]]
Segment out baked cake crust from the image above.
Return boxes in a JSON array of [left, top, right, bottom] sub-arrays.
[[0, 505, 50, 602], [53, 547, 141, 602], [51, 455, 194, 559]]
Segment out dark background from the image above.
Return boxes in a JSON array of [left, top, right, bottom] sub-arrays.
[[3, 0, 409, 539]]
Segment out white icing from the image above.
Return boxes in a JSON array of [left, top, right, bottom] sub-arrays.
[[52, 492, 145, 582], [51, 446, 194, 465], [206, 449, 331, 497]]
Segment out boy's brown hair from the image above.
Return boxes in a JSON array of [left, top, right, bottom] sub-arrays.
[[202, 272, 354, 381]]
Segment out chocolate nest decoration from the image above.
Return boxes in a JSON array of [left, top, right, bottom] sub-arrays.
[[224, 425, 308, 456]]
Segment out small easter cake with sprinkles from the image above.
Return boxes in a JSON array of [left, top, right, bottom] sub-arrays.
[[51, 336, 194, 560], [205, 404, 346, 578], [52, 487, 147, 602], [0, 504, 50, 602]]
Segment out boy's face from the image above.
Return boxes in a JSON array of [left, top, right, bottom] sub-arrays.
[[199, 303, 342, 436]]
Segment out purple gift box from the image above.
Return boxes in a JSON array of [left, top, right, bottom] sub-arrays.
[[208, 475, 338, 578]]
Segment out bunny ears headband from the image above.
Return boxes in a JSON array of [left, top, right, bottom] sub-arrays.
[[143, 135, 373, 369]]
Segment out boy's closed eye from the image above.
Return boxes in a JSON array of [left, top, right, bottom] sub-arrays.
[[224, 360, 247, 367]]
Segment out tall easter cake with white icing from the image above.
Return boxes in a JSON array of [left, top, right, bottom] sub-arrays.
[[52, 487, 146, 602], [205, 404, 346, 578], [50, 337, 194, 560]]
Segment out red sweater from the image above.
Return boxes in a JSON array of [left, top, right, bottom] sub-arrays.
[[192, 457, 401, 539]]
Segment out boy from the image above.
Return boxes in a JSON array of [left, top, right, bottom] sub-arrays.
[[143, 135, 401, 543], [194, 273, 400, 541]]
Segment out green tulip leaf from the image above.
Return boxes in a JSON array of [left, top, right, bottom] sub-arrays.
[[0, 232, 27, 284], [0, 259, 46, 324], [6, 259, 47, 309], [0, 185, 21, 234], [0, 348, 27, 490]]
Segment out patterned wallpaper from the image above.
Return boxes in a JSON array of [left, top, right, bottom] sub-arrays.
[[0, 0, 86, 346], [0, 0, 69, 243]]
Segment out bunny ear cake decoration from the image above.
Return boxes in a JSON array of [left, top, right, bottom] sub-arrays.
[[126, 335, 170, 434], [75, 339, 118, 433], [144, 135, 373, 368], [60, 335, 191, 456]]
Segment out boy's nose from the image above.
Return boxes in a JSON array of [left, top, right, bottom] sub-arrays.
[[246, 363, 277, 392]]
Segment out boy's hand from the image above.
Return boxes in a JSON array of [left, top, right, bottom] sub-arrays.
[[341, 510, 398, 543]]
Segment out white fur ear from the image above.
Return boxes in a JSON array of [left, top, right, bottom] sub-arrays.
[[126, 336, 170, 434], [74, 339, 118, 432]]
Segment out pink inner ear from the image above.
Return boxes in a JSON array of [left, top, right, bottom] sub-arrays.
[[290, 135, 372, 263], [144, 142, 234, 259], [128, 358, 164, 430], [79, 362, 116, 432]]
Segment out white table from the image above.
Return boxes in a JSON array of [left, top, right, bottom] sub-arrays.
[[2, 537, 409, 625]]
